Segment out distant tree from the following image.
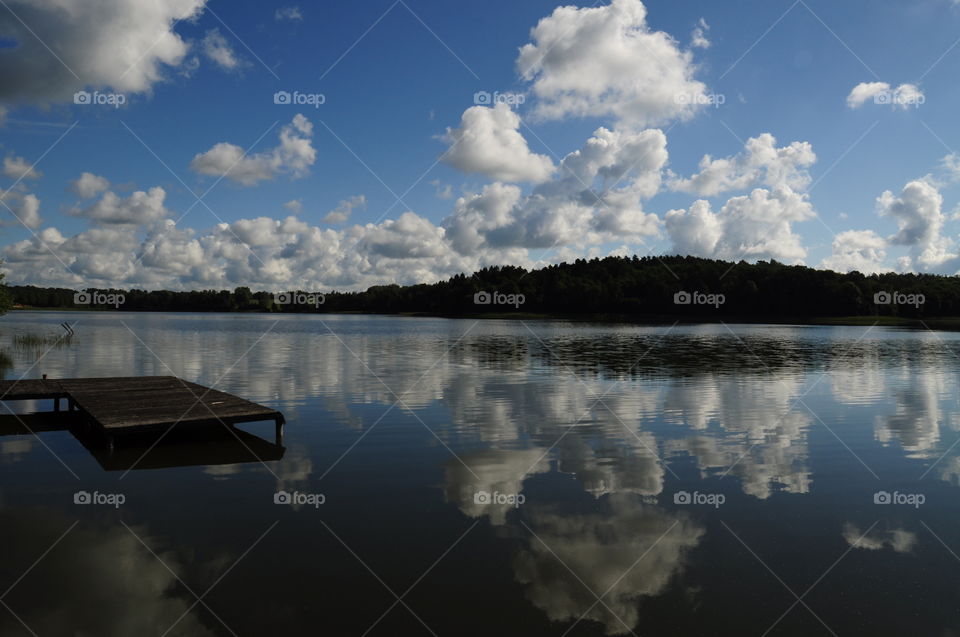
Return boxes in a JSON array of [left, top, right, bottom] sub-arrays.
[[0, 266, 12, 315], [5, 255, 960, 319]]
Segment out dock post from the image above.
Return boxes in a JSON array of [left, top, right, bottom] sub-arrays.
[[54, 398, 60, 412], [275, 416, 284, 446]]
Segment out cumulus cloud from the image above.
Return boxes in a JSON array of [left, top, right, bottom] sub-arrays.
[[1, 200, 528, 291], [666, 187, 815, 262], [202, 28, 244, 71], [0, 190, 41, 229], [819, 230, 890, 273], [190, 114, 317, 186], [70, 172, 110, 199], [846, 82, 890, 108], [322, 195, 365, 225], [669, 133, 816, 197], [444, 126, 667, 252], [443, 103, 554, 183], [877, 178, 954, 269], [3, 155, 41, 181], [847, 82, 925, 109], [517, 0, 708, 126], [663, 133, 819, 262], [662, 199, 719, 256], [0, 0, 206, 106], [68, 187, 171, 226], [283, 199, 302, 214], [275, 6, 303, 21]]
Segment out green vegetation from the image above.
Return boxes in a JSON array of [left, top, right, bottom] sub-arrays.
[[0, 266, 12, 316], [12, 333, 76, 349], [5, 256, 960, 323]]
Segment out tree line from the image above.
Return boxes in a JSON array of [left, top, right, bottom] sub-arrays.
[[4, 256, 959, 319]]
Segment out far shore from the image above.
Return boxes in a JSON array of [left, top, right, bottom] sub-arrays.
[[9, 306, 959, 330]]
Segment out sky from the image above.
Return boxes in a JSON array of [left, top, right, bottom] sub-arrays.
[[1, 0, 960, 291]]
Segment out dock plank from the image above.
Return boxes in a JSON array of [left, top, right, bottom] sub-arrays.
[[0, 376, 283, 435]]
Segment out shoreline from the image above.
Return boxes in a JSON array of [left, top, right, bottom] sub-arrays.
[[9, 307, 956, 329]]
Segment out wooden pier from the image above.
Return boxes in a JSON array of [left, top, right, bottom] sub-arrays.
[[0, 376, 285, 447]]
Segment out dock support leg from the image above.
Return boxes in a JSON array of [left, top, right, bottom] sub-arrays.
[[54, 398, 60, 412]]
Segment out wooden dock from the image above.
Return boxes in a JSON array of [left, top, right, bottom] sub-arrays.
[[0, 376, 284, 446]]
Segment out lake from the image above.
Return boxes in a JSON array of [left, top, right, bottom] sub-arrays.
[[1, 311, 958, 636]]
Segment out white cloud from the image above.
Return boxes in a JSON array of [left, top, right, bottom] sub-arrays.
[[322, 195, 366, 225], [430, 179, 454, 199], [691, 18, 710, 48], [669, 133, 816, 197], [846, 82, 890, 108], [3, 155, 41, 180], [664, 134, 818, 263], [190, 114, 317, 186], [517, 0, 708, 126], [70, 172, 110, 199], [202, 28, 243, 71], [0, 0, 207, 105], [443, 103, 554, 183], [68, 187, 171, 226], [275, 6, 303, 21], [877, 178, 954, 269], [847, 82, 925, 109], [892, 83, 925, 109], [0, 190, 41, 229], [283, 199, 303, 214], [444, 126, 667, 252], [664, 199, 720, 256], [665, 187, 815, 262], [1, 201, 527, 291], [819, 230, 890, 273]]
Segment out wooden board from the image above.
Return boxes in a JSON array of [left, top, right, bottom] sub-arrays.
[[0, 376, 283, 435], [0, 379, 68, 400]]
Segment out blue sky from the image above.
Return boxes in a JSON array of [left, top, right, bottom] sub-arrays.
[[1, 0, 959, 290]]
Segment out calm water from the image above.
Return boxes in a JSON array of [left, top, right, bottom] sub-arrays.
[[1, 311, 959, 636]]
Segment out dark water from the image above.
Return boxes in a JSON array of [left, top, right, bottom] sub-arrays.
[[1, 311, 959, 636]]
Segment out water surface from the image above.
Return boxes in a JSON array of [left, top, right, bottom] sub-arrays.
[[1, 312, 958, 635]]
